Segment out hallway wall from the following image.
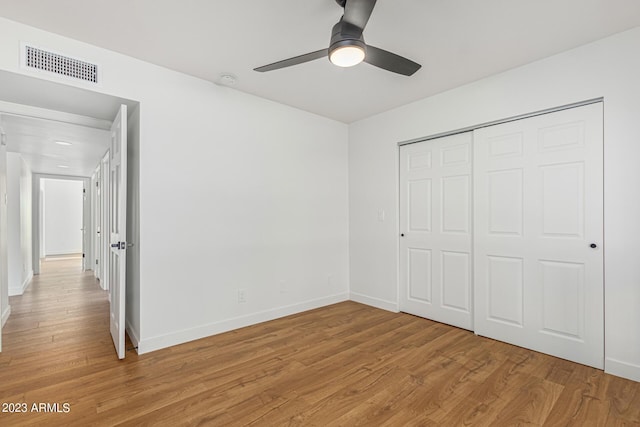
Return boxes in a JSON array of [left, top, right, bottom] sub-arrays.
[[7, 152, 32, 296]]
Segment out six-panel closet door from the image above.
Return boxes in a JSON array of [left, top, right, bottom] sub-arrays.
[[399, 102, 604, 369], [473, 103, 603, 368], [399, 132, 473, 330]]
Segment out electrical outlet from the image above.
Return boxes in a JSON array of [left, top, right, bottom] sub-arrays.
[[237, 289, 246, 303]]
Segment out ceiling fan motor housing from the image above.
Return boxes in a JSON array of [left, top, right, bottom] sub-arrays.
[[329, 20, 366, 57]]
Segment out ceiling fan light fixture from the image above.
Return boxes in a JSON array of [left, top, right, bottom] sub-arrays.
[[329, 44, 365, 68], [254, 1, 421, 76]]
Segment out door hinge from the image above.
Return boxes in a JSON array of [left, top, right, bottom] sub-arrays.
[[82, 253, 85, 258], [83, 188, 86, 194], [95, 259, 98, 265]]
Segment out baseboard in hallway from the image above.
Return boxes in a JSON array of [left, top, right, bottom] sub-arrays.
[[43, 253, 83, 261]]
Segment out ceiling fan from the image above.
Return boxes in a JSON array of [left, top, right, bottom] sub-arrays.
[[254, 0, 421, 76]]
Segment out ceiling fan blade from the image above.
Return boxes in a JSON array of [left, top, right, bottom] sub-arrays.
[[364, 45, 421, 76], [254, 49, 328, 72], [342, 0, 377, 36]]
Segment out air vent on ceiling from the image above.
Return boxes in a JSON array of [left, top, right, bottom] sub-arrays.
[[23, 44, 98, 84]]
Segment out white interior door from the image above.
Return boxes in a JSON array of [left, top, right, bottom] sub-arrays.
[[82, 178, 91, 270], [101, 152, 109, 291], [0, 132, 6, 352], [109, 105, 127, 359], [399, 132, 473, 330], [473, 103, 603, 368], [93, 169, 101, 279]]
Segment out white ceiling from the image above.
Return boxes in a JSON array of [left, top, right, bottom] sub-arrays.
[[0, 1, 640, 123], [0, 114, 110, 177]]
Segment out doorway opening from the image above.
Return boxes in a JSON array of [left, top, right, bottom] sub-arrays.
[[0, 69, 139, 358], [39, 177, 86, 271]]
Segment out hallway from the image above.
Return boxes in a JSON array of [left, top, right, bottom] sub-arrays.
[[0, 256, 125, 425], [3, 256, 111, 351]]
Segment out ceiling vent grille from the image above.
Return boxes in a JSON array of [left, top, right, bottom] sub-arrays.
[[24, 45, 98, 84]]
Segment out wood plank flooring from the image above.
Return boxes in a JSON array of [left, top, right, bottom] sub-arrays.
[[1, 258, 639, 426]]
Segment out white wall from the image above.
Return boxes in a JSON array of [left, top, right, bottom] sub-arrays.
[[349, 27, 640, 382], [138, 81, 349, 352], [42, 178, 83, 256], [6, 153, 20, 293], [20, 155, 32, 290], [7, 152, 32, 296], [38, 187, 44, 260], [0, 17, 349, 353], [0, 142, 7, 328]]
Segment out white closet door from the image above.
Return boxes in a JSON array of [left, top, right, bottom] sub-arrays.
[[473, 103, 603, 368], [399, 132, 473, 330]]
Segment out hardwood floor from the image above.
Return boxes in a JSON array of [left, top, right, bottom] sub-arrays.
[[1, 258, 639, 426]]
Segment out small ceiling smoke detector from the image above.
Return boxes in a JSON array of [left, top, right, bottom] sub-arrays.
[[55, 141, 73, 146], [217, 73, 237, 86]]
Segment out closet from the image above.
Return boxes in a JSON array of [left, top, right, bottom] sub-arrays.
[[399, 102, 604, 368]]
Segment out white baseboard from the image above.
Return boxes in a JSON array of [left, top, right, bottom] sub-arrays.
[[137, 292, 349, 354], [606, 357, 640, 383], [349, 292, 399, 313], [8, 271, 33, 296], [126, 319, 140, 354], [1, 304, 11, 327]]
